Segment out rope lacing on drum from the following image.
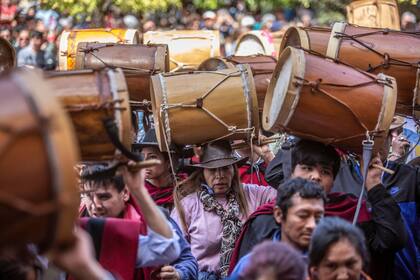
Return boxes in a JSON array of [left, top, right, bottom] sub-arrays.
[[159, 68, 256, 147], [333, 31, 420, 71], [294, 76, 391, 139]]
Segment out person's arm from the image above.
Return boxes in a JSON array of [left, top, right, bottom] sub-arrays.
[[121, 165, 172, 238], [361, 156, 407, 252], [51, 229, 115, 280]]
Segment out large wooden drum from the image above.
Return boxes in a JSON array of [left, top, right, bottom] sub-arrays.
[[59, 28, 140, 70], [0, 69, 79, 251], [279, 26, 332, 55], [0, 37, 16, 73], [45, 69, 132, 161], [143, 30, 220, 72], [263, 47, 397, 154], [346, 0, 401, 30], [326, 22, 420, 117], [75, 42, 169, 102], [150, 65, 260, 151], [235, 31, 276, 57], [198, 55, 277, 112]]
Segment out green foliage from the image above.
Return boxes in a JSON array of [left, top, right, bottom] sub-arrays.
[[41, 0, 182, 18]]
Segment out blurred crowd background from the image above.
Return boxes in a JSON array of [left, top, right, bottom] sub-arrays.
[[1, 0, 420, 70]]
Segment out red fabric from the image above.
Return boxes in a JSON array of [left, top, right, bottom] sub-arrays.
[[144, 181, 174, 208], [238, 164, 269, 186], [228, 192, 371, 273], [0, 4, 17, 23], [76, 218, 140, 280]]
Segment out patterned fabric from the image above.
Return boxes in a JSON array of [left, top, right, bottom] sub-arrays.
[[199, 185, 243, 277]]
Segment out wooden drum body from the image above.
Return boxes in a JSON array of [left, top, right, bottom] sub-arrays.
[[45, 69, 132, 161], [198, 55, 277, 112], [143, 30, 220, 72], [151, 65, 260, 151], [263, 47, 397, 154], [327, 22, 420, 116], [235, 31, 276, 57], [75, 42, 169, 102], [279, 26, 332, 55], [59, 28, 140, 70], [0, 69, 79, 250], [0, 37, 16, 73], [346, 0, 400, 30]]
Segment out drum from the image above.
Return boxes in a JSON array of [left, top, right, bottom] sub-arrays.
[[198, 55, 277, 112], [143, 30, 220, 72], [0, 69, 79, 251], [59, 28, 140, 70], [150, 65, 260, 151], [75, 42, 169, 102], [279, 26, 332, 55], [235, 31, 276, 57], [263, 47, 397, 154], [0, 37, 16, 73], [346, 0, 401, 30], [44, 69, 132, 161], [326, 22, 420, 116]]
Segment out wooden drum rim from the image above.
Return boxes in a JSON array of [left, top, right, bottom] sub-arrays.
[[375, 73, 397, 138], [235, 31, 275, 56], [106, 68, 132, 152], [59, 31, 70, 70], [197, 57, 232, 71], [263, 47, 305, 131], [12, 69, 79, 250], [326, 22, 348, 59], [279, 27, 310, 54]]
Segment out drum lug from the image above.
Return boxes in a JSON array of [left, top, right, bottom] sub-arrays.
[[196, 98, 204, 108]]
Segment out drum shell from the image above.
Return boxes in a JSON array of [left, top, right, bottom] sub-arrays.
[[279, 26, 332, 55], [346, 0, 400, 30], [198, 55, 277, 112], [235, 31, 276, 57], [45, 69, 132, 161], [151, 65, 260, 150], [0, 37, 16, 73], [264, 47, 397, 154], [0, 69, 79, 250], [59, 28, 140, 70], [75, 42, 169, 101], [143, 30, 220, 72], [326, 23, 420, 116]]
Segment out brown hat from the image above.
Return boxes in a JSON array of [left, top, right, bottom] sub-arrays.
[[191, 140, 247, 169], [390, 116, 406, 131]]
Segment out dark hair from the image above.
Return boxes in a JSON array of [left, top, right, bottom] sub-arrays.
[[308, 217, 369, 268], [30, 30, 43, 39], [276, 177, 326, 218], [239, 241, 306, 280], [80, 164, 125, 192], [291, 139, 340, 178], [0, 247, 37, 280]]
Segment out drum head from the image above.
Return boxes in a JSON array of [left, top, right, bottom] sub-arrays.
[[235, 34, 266, 56], [280, 27, 308, 53], [263, 47, 305, 132], [198, 58, 230, 71], [0, 38, 16, 73]]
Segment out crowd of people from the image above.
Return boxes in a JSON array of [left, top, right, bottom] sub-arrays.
[[1, 1, 420, 280]]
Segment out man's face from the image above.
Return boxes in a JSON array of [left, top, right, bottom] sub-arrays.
[[82, 183, 128, 218], [274, 194, 324, 251], [141, 147, 168, 180], [203, 165, 234, 195], [292, 164, 334, 193], [18, 31, 30, 47], [311, 239, 363, 280], [31, 37, 43, 50]]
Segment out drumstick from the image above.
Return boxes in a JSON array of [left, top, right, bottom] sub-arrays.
[[127, 159, 161, 171], [372, 164, 395, 175]]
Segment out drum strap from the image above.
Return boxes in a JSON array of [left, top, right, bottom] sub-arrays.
[[334, 32, 420, 71]]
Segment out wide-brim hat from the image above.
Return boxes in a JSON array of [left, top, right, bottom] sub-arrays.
[[389, 116, 406, 131], [132, 128, 159, 150], [190, 140, 248, 169]]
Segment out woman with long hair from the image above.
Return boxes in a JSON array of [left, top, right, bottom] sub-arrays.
[[171, 140, 277, 279]]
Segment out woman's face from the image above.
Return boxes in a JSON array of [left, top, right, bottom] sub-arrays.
[[141, 147, 169, 180], [203, 165, 234, 195], [310, 239, 363, 280]]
